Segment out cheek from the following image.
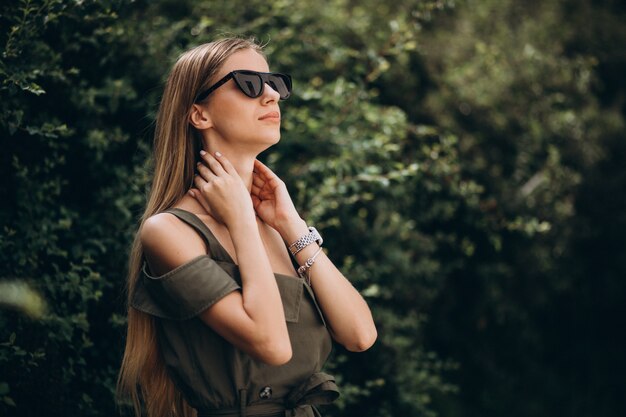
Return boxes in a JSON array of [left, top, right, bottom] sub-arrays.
[[211, 104, 254, 136], [211, 98, 245, 122]]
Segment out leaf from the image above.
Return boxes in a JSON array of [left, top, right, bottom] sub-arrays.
[[22, 82, 46, 95], [3, 396, 17, 407]]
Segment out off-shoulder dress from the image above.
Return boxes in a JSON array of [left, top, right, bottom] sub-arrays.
[[131, 208, 339, 417]]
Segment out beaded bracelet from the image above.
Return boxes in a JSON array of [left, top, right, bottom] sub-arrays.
[[297, 247, 323, 286]]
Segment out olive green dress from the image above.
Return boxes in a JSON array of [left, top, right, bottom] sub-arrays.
[[131, 208, 339, 417]]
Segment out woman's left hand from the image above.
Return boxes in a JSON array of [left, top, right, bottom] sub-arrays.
[[251, 159, 301, 232], [253, 162, 377, 353]]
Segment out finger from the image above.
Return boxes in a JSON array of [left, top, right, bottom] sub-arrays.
[[255, 184, 274, 198], [188, 187, 202, 200], [252, 160, 270, 179], [193, 173, 209, 189], [212, 151, 237, 175], [189, 187, 213, 216], [253, 159, 278, 179], [252, 172, 266, 188], [196, 162, 218, 181], [254, 160, 283, 189], [251, 194, 261, 209], [252, 187, 274, 201], [200, 151, 227, 175], [261, 172, 282, 191], [251, 184, 273, 200], [251, 182, 263, 196]]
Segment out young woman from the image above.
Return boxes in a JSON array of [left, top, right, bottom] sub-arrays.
[[117, 37, 377, 417]]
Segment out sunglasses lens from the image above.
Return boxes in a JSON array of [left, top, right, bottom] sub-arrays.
[[232, 71, 292, 99], [267, 74, 291, 99], [233, 72, 264, 97]]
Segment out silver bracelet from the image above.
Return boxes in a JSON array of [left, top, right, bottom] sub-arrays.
[[297, 247, 323, 286], [288, 226, 323, 256]]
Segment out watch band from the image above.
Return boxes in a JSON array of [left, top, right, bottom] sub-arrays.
[[288, 226, 323, 256]]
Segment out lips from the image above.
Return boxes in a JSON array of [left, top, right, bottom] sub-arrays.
[[259, 111, 280, 120]]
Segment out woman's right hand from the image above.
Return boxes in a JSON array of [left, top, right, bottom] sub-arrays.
[[190, 150, 255, 228]]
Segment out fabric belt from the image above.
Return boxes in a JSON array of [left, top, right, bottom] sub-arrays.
[[198, 372, 340, 417]]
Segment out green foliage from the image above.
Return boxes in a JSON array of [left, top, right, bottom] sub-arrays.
[[416, 1, 626, 416], [1, 0, 625, 416], [1, 0, 148, 415]]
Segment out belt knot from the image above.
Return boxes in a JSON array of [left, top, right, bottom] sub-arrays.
[[283, 372, 340, 417]]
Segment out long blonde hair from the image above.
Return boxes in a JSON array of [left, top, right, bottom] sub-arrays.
[[117, 38, 263, 417]]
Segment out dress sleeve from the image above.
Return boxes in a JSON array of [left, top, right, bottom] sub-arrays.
[[131, 255, 241, 320]]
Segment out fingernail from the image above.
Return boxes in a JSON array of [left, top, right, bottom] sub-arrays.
[[200, 150, 206, 155], [188, 190, 195, 197], [215, 151, 221, 157]]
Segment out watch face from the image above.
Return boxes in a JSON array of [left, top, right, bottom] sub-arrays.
[[310, 227, 323, 246]]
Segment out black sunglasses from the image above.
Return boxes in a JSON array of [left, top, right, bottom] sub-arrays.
[[195, 70, 292, 103]]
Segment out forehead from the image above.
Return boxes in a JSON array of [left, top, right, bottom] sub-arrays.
[[216, 49, 269, 78]]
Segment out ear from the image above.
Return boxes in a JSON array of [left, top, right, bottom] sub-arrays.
[[189, 104, 213, 129]]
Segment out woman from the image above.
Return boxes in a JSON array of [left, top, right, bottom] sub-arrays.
[[117, 37, 377, 417]]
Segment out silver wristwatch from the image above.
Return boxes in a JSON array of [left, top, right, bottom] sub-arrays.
[[288, 227, 323, 256]]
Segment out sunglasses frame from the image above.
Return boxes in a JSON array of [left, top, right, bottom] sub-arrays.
[[195, 70, 292, 103]]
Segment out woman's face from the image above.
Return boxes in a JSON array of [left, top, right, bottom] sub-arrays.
[[202, 49, 283, 151]]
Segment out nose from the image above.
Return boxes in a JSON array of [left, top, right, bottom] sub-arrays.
[[261, 81, 281, 103]]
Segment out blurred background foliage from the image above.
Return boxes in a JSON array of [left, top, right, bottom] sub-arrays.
[[1, 0, 624, 416]]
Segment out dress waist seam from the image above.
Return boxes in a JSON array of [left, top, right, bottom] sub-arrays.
[[196, 401, 298, 417]]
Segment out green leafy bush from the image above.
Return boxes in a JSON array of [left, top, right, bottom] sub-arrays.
[[2, 0, 624, 416]]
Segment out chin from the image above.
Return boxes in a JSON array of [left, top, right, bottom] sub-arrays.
[[247, 135, 280, 154], [261, 136, 281, 151], [260, 131, 281, 145], [270, 133, 281, 144], [241, 129, 281, 149]]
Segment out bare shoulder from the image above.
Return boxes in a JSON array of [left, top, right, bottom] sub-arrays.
[[140, 212, 207, 276]]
